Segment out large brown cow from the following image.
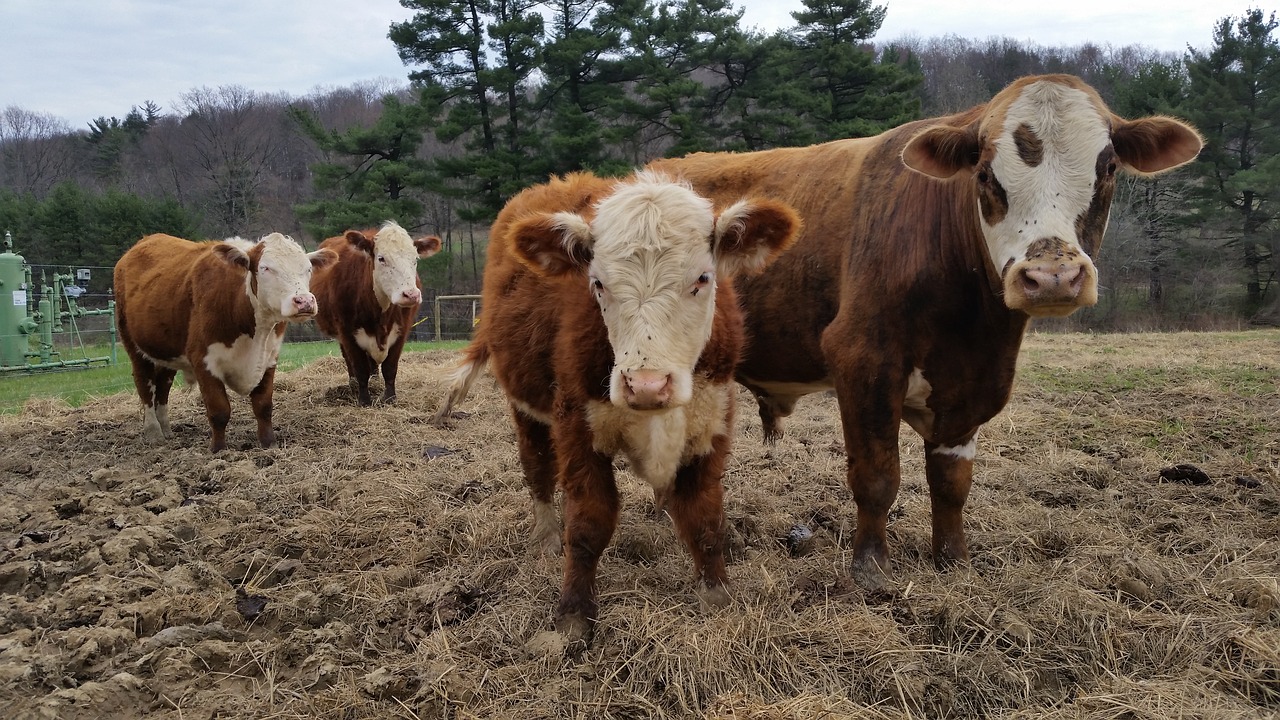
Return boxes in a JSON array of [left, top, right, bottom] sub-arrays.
[[648, 74, 1203, 590], [114, 233, 337, 453], [310, 221, 442, 406], [437, 171, 799, 641]]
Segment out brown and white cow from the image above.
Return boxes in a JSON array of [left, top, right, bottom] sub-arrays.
[[647, 74, 1203, 590], [114, 233, 337, 453], [310, 221, 442, 406], [437, 171, 799, 641]]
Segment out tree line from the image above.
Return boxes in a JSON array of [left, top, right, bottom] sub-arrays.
[[0, 1, 1277, 329]]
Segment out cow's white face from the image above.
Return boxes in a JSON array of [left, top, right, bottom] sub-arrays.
[[222, 233, 335, 321], [902, 75, 1203, 318], [979, 81, 1110, 315], [510, 172, 799, 411], [348, 222, 442, 309]]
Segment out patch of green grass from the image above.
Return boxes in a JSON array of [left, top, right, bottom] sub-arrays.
[[0, 340, 467, 414]]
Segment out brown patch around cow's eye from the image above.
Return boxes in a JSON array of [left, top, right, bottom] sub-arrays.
[[1074, 148, 1118, 256], [978, 168, 1008, 225], [1013, 123, 1044, 167]]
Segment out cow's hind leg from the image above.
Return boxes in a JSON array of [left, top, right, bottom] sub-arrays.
[[122, 340, 166, 444], [512, 409, 561, 556], [250, 367, 278, 449], [924, 434, 976, 568], [666, 436, 731, 611], [554, 415, 618, 644], [152, 367, 178, 438], [744, 382, 801, 444]]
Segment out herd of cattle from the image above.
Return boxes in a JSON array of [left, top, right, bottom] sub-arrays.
[[111, 75, 1203, 643]]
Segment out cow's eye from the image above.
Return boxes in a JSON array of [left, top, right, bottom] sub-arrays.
[[976, 169, 990, 184], [591, 278, 604, 293], [377, 255, 387, 264], [692, 272, 711, 296], [1107, 162, 1118, 176]]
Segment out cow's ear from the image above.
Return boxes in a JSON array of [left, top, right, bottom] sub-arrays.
[[509, 212, 594, 276], [211, 242, 251, 270], [344, 230, 375, 256], [902, 123, 980, 179], [712, 198, 801, 277], [308, 247, 339, 269], [1111, 115, 1203, 176], [415, 235, 443, 258]]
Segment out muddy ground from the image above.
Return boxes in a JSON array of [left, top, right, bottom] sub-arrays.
[[1, 331, 1277, 719]]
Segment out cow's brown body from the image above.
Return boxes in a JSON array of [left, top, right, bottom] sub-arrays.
[[649, 74, 1203, 589], [441, 171, 799, 640], [310, 224, 441, 406], [114, 233, 336, 452]]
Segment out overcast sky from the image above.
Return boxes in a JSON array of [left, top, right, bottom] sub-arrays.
[[1, 1, 1257, 131]]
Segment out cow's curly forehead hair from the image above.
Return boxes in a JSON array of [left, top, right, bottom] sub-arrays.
[[588, 170, 715, 255]]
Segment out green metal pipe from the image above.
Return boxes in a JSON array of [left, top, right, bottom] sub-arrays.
[[0, 356, 111, 373]]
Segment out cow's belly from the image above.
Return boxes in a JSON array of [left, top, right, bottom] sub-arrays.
[[354, 322, 400, 364], [739, 376, 834, 400], [586, 377, 731, 492], [203, 331, 285, 395]]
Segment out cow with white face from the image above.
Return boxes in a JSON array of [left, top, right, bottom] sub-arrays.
[[311, 221, 442, 406], [647, 73, 1204, 591], [435, 170, 800, 641], [114, 232, 337, 452]]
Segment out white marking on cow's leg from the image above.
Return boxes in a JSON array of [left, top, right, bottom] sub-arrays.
[[141, 404, 165, 443], [932, 437, 977, 461], [156, 403, 172, 438], [530, 500, 562, 557]]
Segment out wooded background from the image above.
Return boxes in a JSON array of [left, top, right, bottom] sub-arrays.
[[2, 0, 1278, 331]]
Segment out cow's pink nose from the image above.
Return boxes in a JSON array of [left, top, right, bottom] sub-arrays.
[[400, 288, 422, 305], [294, 295, 317, 314], [623, 370, 672, 409], [1018, 262, 1084, 301]]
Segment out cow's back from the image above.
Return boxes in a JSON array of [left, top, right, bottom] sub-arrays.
[[115, 234, 206, 360], [649, 125, 954, 383]]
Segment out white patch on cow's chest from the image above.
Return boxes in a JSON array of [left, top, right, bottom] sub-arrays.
[[203, 323, 284, 396], [585, 376, 730, 492], [355, 323, 399, 364]]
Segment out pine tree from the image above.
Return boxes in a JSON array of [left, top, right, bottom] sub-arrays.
[[1183, 9, 1280, 315]]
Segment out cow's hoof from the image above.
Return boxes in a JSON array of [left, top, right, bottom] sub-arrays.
[[380, 394, 397, 405], [555, 613, 593, 646], [695, 582, 731, 611], [850, 555, 892, 594], [141, 425, 165, 444]]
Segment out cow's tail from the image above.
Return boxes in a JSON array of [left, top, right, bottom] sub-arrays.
[[430, 339, 490, 425]]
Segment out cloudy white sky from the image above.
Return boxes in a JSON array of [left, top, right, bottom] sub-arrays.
[[1, 1, 1257, 131]]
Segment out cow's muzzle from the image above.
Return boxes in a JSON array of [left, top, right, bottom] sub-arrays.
[[1003, 239, 1098, 317], [621, 369, 674, 410]]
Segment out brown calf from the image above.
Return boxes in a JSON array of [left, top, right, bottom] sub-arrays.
[[649, 74, 1203, 590], [438, 171, 799, 641], [114, 233, 337, 452], [310, 221, 442, 405]]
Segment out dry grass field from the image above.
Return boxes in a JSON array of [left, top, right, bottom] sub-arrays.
[[1, 330, 1277, 719]]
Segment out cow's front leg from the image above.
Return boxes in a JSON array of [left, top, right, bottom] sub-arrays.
[[152, 368, 177, 438], [250, 367, 278, 449], [833, 374, 906, 592], [666, 434, 731, 610], [380, 341, 405, 404], [196, 375, 233, 454], [342, 339, 375, 406], [925, 433, 976, 567], [512, 409, 561, 556], [553, 414, 618, 644]]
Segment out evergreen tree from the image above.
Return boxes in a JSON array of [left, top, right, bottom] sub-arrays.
[[390, 0, 545, 221], [1183, 9, 1280, 315], [288, 94, 436, 238], [787, 0, 922, 140]]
